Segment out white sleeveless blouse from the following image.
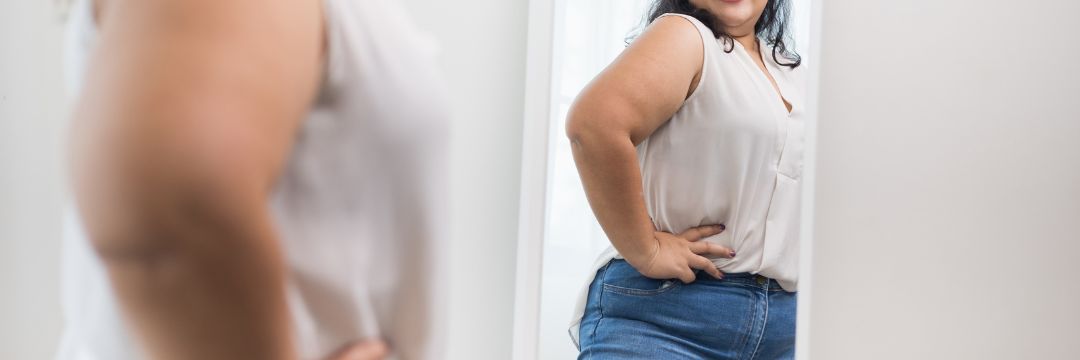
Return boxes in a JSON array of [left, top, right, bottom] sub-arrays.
[[569, 13, 807, 346], [58, 0, 450, 359]]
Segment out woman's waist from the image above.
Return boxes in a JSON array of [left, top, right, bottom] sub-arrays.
[[689, 270, 790, 292], [645, 200, 770, 232]]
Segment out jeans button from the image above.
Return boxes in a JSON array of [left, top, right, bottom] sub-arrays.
[[756, 275, 767, 285]]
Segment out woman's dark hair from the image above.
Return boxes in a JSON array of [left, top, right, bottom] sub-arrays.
[[645, 0, 800, 68]]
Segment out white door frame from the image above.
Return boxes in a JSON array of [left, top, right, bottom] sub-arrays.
[[511, 0, 556, 359]]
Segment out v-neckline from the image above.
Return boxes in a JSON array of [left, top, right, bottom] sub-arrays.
[[734, 38, 793, 116]]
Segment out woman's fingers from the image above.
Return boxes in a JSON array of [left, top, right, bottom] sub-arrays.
[[677, 266, 697, 284], [678, 224, 725, 241], [688, 255, 723, 279], [328, 340, 389, 360], [688, 241, 736, 259]]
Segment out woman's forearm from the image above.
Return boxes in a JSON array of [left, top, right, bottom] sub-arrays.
[[568, 126, 658, 266]]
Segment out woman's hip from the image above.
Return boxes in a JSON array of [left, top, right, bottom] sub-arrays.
[[577, 259, 797, 359]]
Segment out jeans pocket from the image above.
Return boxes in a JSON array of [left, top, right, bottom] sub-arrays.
[[600, 259, 683, 296]]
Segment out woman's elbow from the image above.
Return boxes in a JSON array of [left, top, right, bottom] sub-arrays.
[[566, 101, 613, 147], [564, 102, 590, 144], [75, 159, 254, 266]]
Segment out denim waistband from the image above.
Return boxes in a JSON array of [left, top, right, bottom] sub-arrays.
[[693, 270, 788, 292]]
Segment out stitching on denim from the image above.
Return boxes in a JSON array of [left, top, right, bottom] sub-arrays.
[[583, 260, 614, 359], [600, 263, 685, 296], [767, 281, 791, 292], [722, 282, 770, 291], [732, 289, 755, 359], [748, 289, 769, 360], [601, 281, 682, 296]]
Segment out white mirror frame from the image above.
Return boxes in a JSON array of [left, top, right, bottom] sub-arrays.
[[512, 0, 824, 359], [511, 0, 556, 359]]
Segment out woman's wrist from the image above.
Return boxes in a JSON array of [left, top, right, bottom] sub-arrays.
[[618, 233, 659, 271]]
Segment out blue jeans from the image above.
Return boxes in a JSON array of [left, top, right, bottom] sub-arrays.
[[577, 259, 797, 360]]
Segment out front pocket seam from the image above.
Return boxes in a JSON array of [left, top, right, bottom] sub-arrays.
[[602, 281, 681, 296]]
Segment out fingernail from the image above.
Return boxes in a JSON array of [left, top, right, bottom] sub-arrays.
[[730, 251, 736, 257], [717, 224, 726, 231]]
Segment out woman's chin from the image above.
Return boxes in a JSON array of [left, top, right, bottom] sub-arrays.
[[712, 5, 758, 29], [717, 14, 756, 32]]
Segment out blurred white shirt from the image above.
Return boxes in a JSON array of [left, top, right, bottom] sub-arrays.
[[58, 0, 451, 359]]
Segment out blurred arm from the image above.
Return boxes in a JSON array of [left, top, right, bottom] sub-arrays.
[[70, 0, 322, 359]]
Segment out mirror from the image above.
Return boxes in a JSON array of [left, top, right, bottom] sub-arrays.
[[520, 0, 816, 358]]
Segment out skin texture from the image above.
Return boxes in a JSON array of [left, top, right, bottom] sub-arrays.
[[74, 0, 386, 359], [567, 0, 790, 282]]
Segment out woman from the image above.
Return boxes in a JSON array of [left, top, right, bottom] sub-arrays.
[[59, 0, 448, 359], [566, 0, 805, 358]]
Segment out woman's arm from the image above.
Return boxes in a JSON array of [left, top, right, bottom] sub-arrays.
[[70, 0, 384, 359], [566, 16, 735, 283]]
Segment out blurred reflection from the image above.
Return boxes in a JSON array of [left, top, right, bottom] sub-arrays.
[[60, 0, 450, 359]]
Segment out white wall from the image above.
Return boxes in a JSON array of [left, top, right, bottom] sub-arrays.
[[809, 0, 1080, 359], [0, 1, 529, 360], [387, 1, 529, 359], [0, 1, 68, 359]]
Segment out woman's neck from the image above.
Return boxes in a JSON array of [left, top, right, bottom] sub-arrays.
[[732, 33, 759, 54]]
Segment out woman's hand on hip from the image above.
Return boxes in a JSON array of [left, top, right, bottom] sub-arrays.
[[625, 224, 736, 283]]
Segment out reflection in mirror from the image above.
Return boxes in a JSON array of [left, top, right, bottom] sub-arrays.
[[537, 1, 812, 356]]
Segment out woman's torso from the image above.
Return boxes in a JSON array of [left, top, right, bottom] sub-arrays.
[[570, 12, 806, 345], [58, 0, 451, 359], [638, 13, 806, 290]]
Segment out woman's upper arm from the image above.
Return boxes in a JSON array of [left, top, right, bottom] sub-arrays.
[[72, 0, 324, 248], [565, 15, 705, 145], [75, 0, 323, 199]]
